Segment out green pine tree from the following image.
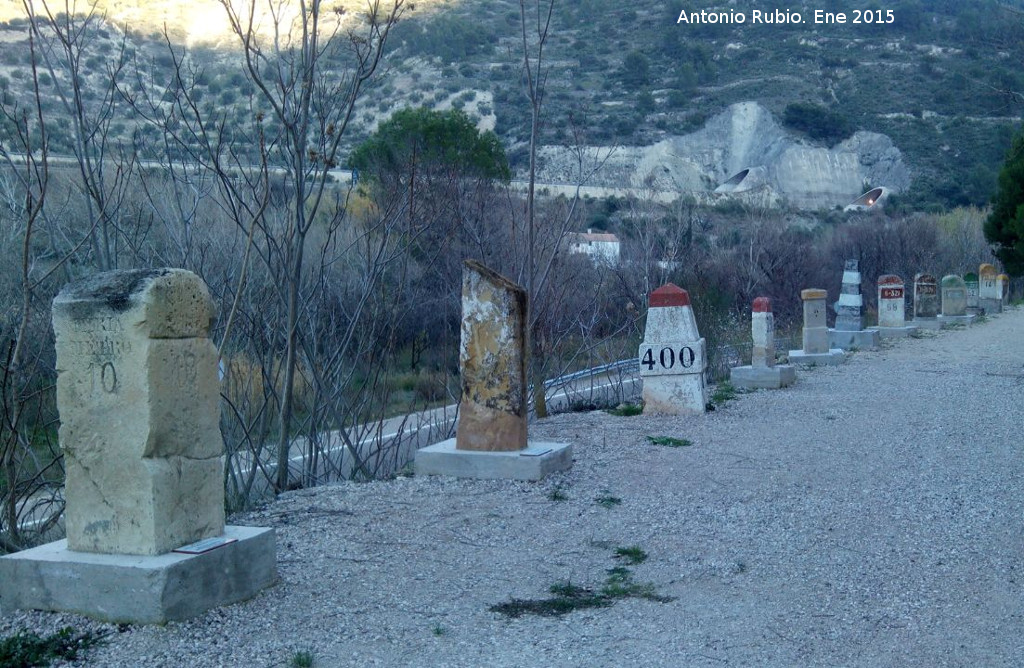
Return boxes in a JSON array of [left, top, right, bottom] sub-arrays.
[[985, 129, 1024, 277]]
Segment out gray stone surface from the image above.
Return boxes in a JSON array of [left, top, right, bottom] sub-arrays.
[[414, 439, 572, 481], [788, 349, 846, 366], [937, 314, 979, 326], [730, 364, 796, 390], [868, 325, 919, 339], [828, 328, 880, 350], [0, 526, 276, 624]]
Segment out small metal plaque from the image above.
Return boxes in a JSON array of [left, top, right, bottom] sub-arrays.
[[173, 535, 238, 555]]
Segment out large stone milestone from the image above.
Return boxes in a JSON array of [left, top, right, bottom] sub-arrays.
[[964, 272, 981, 314], [829, 259, 879, 349], [730, 297, 796, 390], [912, 273, 941, 330], [789, 289, 844, 365], [870, 274, 918, 339], [979, 263, 1002, 314], [53, 269, 223, 556], [641, 284, 708, 414], [2, 268, 277, 624], [455, 259, 528, 452], [938, 274, 977, 326], [415, 260, 571, 481]]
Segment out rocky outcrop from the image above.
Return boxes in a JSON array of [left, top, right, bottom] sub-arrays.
[[535, 101, 911, 210]]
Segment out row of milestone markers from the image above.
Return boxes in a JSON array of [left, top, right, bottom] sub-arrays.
[[637, 262, 1012, 414], [0, 262, 1012, 626]]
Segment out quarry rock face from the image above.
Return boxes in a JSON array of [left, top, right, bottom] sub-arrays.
[[535, 101, 910, 210]]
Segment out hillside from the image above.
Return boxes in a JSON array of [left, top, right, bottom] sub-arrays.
[[0, 0, 1022, 209]]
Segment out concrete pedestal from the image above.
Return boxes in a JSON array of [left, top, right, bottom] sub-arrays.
[[979, 298, 1002, 314], [868, 325, 919, 339], [730, 364, 796, 390], [415, 439, 572, 481], [788, 349, 846, 366], [937, 313, 979, 327], [828, 328, 880, 350], [912, 318, 943, 331], [0, 526, 277, 624]]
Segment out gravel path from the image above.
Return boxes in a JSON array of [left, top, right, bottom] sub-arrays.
[[4, 308, 1024, 667]]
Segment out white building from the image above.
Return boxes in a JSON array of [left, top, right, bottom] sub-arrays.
[[568, 229, 621, 265]]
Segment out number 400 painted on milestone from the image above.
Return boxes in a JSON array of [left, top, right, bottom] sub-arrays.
[[638, 341, 706, 376]]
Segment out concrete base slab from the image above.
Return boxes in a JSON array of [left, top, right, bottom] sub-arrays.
[[979, 298, 1002, 314], [912, 318, 943, 331], [415, 439, 572, 481], [828, 328, 881, 350], [937, 314, 979, 326], [788, 349, 846, 366], [0, 525, 276, 624], [730, 364, 796, 390], [867, 325, 919, 339]]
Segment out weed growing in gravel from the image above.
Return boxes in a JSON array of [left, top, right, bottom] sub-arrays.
[[709, 381, 737, 407], [489, 548, 673, 619], [595, 493, 622, 509], [614, 545, 648, 565], [605, 402, 643, 417], [548, 486, 569, 502], [431, 625, 447, 636], [645, 435, 693, 447], [290, 650, 315, 667], [0, 627, 108, 666]]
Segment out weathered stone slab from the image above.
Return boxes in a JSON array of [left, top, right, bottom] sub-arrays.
[[52, 269, 223, 556], [417, 260, 570, 481], [979, 263, 1002, 314], [964, 272, 980, 312], [790, 288, 844, 365], [913, 273, 939, 323], [0, 526, 276, 624], [641, 284, 707, 414], [455, 260, 528, 452], [731, 297, 796, 390], [415, 440, 572, 481], [941, 275, 968, 316]]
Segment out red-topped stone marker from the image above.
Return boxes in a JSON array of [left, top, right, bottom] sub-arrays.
[[731, 297, 796, 389], [640, 283, 706, 414], [869, 273, 918, 338], [649, 283, 691, 308]]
